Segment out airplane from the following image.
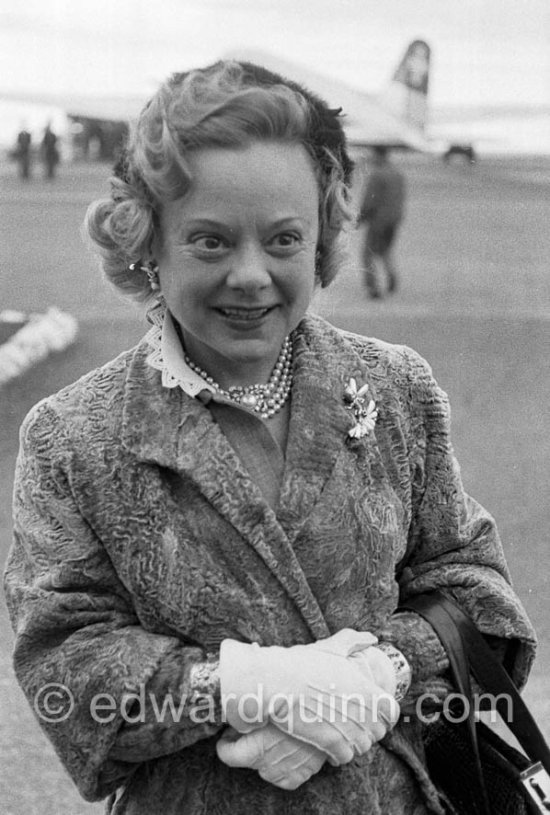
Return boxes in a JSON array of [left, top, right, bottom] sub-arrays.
[[224, 40, 435, 153], [0, 40, 480, 159], [0, 40, 437, 155]]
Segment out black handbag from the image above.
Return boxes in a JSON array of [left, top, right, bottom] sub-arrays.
[[399, 591, 550, 815]]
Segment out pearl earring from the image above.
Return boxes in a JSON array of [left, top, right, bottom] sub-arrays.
[[129, 260, 160, 291], [145, 263, 160, 292]]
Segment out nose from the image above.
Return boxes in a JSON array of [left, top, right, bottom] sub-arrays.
[[226, 242, 272, 292]]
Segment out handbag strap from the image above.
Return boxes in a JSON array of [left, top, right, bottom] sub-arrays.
[[400, 591, 550, 777], [400, 592, 491, 815]]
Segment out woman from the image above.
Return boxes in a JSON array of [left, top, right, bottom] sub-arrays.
[[4, 61, 536, 814]]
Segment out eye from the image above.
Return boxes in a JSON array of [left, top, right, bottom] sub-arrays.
[[268, 232, 302, 254], [190, 234, 229, 257]]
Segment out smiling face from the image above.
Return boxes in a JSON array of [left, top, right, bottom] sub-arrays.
[[156, 140, 320, 388]]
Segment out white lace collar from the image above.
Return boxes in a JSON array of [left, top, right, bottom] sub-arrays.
[[144, 304, 217, 397]]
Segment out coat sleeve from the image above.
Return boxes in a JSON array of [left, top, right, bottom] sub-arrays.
[[377, 348, 537, 703], [3, 402, 222, 802]]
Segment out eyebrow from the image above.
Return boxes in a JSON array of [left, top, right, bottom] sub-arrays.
[[270, 217, 313, 228], [171, 219, 226, 243], [180, 219, 229, 230], [180, 216, 313, 231]]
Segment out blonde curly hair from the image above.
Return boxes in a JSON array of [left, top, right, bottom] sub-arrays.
[[84, 60, 355, 301]]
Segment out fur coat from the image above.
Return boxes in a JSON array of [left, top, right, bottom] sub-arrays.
[[4, 313, 536, 814]]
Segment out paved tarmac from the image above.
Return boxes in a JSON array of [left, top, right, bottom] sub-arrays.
[[1, 154, 549, 814]]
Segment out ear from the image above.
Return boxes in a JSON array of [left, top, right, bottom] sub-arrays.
[[150, 229, 163, 261], [314, 247, 323, 284]]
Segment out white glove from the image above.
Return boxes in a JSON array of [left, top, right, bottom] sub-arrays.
[[217, 725, 326, 790], [311, 631, 398, 697], [220, 629, 400, 766]]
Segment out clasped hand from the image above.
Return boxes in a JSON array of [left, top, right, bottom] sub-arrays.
[[217, 629, 400, 789]]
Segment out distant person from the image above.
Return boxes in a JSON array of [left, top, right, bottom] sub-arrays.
[[41, 123, 60, 179], [15, 127, 32, 180], [357, 146, 406, 298]]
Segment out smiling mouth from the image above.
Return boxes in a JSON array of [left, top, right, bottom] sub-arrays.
[[216, 306, 275, 320]]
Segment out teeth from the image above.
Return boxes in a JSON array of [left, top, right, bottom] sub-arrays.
[[220, 307, 270, 320]]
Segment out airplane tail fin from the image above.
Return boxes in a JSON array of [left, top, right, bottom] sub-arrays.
[[379, 40, 431, 131]]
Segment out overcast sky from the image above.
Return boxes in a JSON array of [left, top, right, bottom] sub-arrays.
[[1, 0, 549, 108]]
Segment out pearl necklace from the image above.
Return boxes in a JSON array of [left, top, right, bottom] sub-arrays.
[[184, 338, 293, 420]]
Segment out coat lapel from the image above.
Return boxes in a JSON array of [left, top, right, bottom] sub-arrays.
[[277, 313, 382, 543], [120, 339, 330, 639]]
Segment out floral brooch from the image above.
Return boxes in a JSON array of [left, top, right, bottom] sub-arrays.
[[344, 377, 378, 439]]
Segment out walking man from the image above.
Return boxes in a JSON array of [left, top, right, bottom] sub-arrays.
[[358, 146, 406, 298]]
